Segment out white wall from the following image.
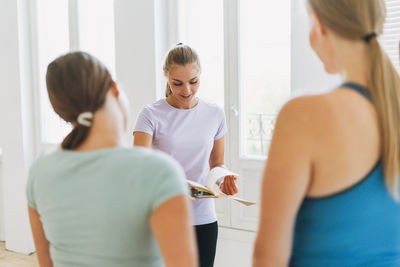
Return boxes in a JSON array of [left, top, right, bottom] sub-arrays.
[[0, 0, 35, 254], [154, 0, 172, 100], [291, 0, 340, 96], [114, 0, 174, 132], [114, 0, 159, 143]]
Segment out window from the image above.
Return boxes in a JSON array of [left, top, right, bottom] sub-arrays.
[[35, 0, 70, 144], [176, 0, 225, 109], [175, 0, 291, 158], [381, 0, 400, 72], [34, 0, 115, 144], [240, 0, 291, 157], [77, 0, 116, 77]]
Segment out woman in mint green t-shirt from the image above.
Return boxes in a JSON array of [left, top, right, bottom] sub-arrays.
[[27, 52, 197, 267]]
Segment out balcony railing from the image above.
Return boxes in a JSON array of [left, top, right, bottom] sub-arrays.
[[245, 113, 277, 156]]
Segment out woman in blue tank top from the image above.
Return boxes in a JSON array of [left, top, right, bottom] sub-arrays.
[[253, 0, 400, 266]]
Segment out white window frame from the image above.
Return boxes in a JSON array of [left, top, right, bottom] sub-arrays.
[[29, 0, 80, 155], [30, 0, 116, 154]]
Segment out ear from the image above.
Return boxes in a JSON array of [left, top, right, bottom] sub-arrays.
[[110, 81, 120, 98], [310, 9, 326, 36]]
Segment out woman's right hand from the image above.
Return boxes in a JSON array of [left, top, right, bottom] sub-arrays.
[[220, 175, 239, 195]]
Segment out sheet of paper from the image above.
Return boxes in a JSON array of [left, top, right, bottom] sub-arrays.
[[206, 167, 239, 194], [228, 196, 256, 206], [206, 167, 256, 206]]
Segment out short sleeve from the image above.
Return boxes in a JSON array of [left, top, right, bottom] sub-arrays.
[[133, 106, 155, 136], [26, 167, 37, 210], [214, 108, 227, 140], [148, 155, 188, 212]]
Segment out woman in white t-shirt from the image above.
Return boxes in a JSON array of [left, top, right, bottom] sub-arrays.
[[134, 44, 238, 267]]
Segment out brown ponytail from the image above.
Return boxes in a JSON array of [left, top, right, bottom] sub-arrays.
[[46, 52, 113, 149], [61, 126, 90, 150]]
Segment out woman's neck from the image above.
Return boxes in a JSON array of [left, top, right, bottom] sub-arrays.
[[75, 110, 125, 151], [166, 95, 198, 109], [341, 62, 369, 87], [336, 39, 370, 87]]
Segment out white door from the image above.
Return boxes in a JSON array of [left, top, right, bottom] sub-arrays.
[[225, 0, 291, 231]]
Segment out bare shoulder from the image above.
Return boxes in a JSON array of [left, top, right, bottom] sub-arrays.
[[280, 94, 326, 115], [277, 94, 332, 130], [274, 92, 362, 153], [279, 89, 371, 128]]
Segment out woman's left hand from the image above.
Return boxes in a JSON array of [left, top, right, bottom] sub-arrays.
[[220, 175, 238, 195]]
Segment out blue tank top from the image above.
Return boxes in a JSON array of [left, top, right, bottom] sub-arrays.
[[290, 83, 400, 267]]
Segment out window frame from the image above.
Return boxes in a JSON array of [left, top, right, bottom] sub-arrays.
[[30, 0, 116, 153], [30, 0, 79, 154], [172, 0, 292, 163]]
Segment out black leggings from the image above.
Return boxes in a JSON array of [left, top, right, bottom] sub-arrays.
[[195, 221, 218, 267]]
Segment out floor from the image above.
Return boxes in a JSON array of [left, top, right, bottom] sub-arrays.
[[215, 227, 255, 267], [0, 227, 254, 267], [0, 242, 38, 267]]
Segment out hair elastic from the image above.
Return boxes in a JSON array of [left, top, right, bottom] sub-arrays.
[[364, 32, 377, 43], [77, 112, 93, 127]]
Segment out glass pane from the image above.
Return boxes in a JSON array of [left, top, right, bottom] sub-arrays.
[[78, 0, 116, 78], [36, 0, 71, 144], [178, 0, 224, 109], [36, 0, 116, 144], [240, 0, 291, 157]]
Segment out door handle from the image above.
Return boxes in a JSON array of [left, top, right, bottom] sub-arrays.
[[231, 104, 239, 117]]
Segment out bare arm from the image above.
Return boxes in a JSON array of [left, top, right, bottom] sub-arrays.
[[150, 195, 198, 267], [209, 137, 238, 195], [253, 99, 313, 266], [209, 137, 225, 169], [133, 132, 152, 148], [28, 205, 53, 267]]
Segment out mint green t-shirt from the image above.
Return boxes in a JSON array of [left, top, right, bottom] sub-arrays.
[[26, 147, 187, 267]]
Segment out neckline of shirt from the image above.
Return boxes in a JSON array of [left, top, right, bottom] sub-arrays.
[[56, 146, 128, 155], [162, 97, 201, 111]]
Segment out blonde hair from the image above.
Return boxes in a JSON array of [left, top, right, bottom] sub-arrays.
[[309, 0, 400, 198], [163, 44, 201, 97]]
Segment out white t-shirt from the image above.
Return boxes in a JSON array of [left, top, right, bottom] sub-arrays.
[[134, 98, 227, 225]]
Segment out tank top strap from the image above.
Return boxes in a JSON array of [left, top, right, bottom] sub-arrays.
[[341, 82, 371, 101]]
